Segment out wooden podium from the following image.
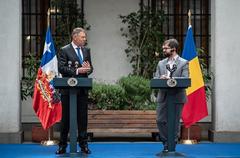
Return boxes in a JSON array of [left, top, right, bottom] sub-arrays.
[[53, 77, 92, 156], [151, 78, 191, 157]]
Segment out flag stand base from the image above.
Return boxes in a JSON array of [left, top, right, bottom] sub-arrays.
[[180, 127, 198, 144], [41, 140, 59, 146], [180, 139, 197, 144], [40, 128, 59, 146]]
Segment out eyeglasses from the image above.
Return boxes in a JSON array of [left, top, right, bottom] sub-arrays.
[[162, 47, 172, 50]]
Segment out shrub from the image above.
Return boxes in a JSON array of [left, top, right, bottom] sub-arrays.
[[89, 82, 126, 110], [89, 75, 157, 110], [118, 75, 156, 110]]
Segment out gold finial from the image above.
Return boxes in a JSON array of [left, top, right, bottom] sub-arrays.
[[188, 9, 191, 26], [47, 8, 50, 27]]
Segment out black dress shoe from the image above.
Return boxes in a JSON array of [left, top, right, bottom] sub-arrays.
[[162, 144, 168, 153], [81, 146, 91, 154], [55, 147, 66, 154]]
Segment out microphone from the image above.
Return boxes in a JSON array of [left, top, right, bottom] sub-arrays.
[[68, 61, 72, 68], [166, 64, 171, 72], [166, 64, 177, 78], [75, 61, 79, 69], [172, 64, 177, 71]]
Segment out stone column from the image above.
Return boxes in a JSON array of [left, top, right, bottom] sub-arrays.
[[0, 0, 22, 143], [211, 0, 240, 142]]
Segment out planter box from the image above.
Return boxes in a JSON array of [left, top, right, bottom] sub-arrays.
[[32, 126, 53, 142], [180, 124, 201, 141]]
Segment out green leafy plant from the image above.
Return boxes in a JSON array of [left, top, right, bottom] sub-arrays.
[[118, 75, 156, 110], [197, 48, 213, 100], [21, 53, 40, 100], [89, 75, 157, 110], [89, 82, 126, 110], [119, 5, 165, 79]]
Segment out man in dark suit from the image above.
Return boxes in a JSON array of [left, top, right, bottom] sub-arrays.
[[56, 27, 93, 154], [154, 39, 189, 153]]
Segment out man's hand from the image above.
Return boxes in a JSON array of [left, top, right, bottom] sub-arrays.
[[77, 61, 91, 74], [160, 74, 170, 79]]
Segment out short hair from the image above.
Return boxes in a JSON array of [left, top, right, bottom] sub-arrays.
[[71, 27, 86, 38], [163, 38, 179, 50]]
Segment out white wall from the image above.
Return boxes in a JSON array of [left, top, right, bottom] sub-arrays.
[[212, 0, 240, 131], [0, 0, 21, 142], [85, 0, 138, 83]]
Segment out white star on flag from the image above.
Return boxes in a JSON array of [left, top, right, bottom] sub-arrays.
[[43, 42, 51, 54]]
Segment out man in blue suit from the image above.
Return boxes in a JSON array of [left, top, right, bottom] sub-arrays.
[[56, 27, 93, 154], [154, 39, 189, 152]]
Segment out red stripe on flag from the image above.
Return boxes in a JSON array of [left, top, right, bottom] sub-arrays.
[[182, 86, 208, 128]]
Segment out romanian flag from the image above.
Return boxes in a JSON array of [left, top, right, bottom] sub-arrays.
[[181, 25, 208, 128], [32, 27, 62, 130]]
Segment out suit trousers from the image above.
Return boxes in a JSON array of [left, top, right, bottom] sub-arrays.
[[156, 101, 183, 144], [59, 89, 88, 148]]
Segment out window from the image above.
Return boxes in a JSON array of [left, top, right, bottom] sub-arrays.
[[141, 0, 210, 67], [22, 0, 85, 77]]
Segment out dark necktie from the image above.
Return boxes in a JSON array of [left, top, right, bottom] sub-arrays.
[[76, 47, 83, 64]]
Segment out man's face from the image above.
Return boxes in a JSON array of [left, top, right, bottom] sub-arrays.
[[162, 44, 173, 57], [73, 32, 86, 47]]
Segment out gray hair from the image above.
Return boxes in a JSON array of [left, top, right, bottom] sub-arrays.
[[163, 38, 179, 50], [71, 27, 86, 38]]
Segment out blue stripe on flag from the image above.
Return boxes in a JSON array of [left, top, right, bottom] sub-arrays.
[[181, 25, 197, 61]]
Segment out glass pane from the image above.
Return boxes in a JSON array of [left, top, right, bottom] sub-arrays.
[[182, 15, 188, 31], [168, 16, 174, 35], [31, 15, 36, 34], [36, 15, 41, 34], [23, 15, 29, 34], [195, 36, 201, 49], [182, 0, 189, 14], [30, 36, 37, 54], [195, 0, 201, 14], [194, 16, 201, 36], [51, 15, 56, 34], [168, 0, 174, 14], [31, 0, 36, 13], [24, 35, 30, 53], [36, 0, 40, 13]]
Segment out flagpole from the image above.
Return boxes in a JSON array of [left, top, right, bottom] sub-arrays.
[[180, 9, 197, 145], [47, 8, 50, 28], [40, 8, 59, 146], [188, 9, 191, 26]]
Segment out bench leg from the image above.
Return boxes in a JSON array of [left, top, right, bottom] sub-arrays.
[[152, 132, 160, 141], [87, 132, 94, 141]]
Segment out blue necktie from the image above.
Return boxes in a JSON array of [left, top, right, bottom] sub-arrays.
[[76, 47, 83, 64]]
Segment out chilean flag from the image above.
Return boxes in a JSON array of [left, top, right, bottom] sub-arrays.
[[181, 25, 208, 128], [32, 27, 62, 130]]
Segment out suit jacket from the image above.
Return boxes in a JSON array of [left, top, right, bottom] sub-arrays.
[[58, 43, 93, 94], [154, 56, 189, 103]]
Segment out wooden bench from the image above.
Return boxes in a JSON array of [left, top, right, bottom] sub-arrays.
[[87, 110, 159, 139]]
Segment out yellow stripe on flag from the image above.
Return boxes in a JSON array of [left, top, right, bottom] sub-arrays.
[[186, 57, 204, 95]]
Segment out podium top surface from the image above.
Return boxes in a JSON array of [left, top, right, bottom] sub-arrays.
[[150, 78, 191, 89], [53, 77, 92, 89]]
